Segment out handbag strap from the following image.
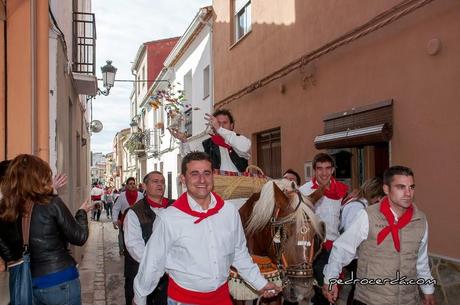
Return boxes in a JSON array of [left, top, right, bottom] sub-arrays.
[[21, 202, 34, 252]]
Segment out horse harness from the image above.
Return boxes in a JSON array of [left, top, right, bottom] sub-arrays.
[[270, 191, 315, 283]]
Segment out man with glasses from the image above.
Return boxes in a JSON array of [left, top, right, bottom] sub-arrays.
[[113, 177, 144, 255], [132, 152, 281, 305], [123, 172, 171, 305]]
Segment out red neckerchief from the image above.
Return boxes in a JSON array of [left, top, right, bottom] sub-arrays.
[[210, 134, 232, 151], [377, 196, 414, 252], [172, 192, 225, 224], [146, 197, 168, 209], [125, 190, 138, 206], [311, 177, 348, 200]]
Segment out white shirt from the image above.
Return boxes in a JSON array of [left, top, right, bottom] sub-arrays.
[[339, 198, 369, 232], [133, 193, 267, 305], [123, 205, 164, 263], [181, 127, 251, 172], [323, 209, 435, 294], [112, 191, 144, 223], [91, 186, 104, 199], [299, 181, 343, 241]]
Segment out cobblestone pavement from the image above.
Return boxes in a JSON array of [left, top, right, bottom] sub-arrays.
[[80, 215, 125, 305]]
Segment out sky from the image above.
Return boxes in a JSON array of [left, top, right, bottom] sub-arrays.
[[91, 0, 211, 154]]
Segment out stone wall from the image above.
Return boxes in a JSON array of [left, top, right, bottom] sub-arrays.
[[431, 255, 460, 305]]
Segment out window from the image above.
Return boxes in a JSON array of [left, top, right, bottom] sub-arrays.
[[184, 108, 192, 138], [234, 0, 251, 41], [257, 128, 281, 178], [203, 65, 210, 99], [76, 132, 81, 187], [142, 66, 146, 88]]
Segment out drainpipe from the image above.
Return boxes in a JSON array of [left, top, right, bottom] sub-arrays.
[[35, 0, 49, 160], [3, 6, 7, 159], [30, 0, 36, 155]]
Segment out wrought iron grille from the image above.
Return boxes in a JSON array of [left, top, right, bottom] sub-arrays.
[[144, 129, 161, 155], [72, 12, 96, 74]]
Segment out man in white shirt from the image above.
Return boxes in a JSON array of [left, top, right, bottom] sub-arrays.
[[112, 177, 144, 255], [298, 153, 348, 305], [133, 151, 281, 305], [170, 109, 251, 173], [322, 166, 436, 305], [91, 182, 105, 221], [123, 171, 170, 305]]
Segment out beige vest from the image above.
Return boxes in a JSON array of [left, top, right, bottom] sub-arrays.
[[355, 202, 426, 305]]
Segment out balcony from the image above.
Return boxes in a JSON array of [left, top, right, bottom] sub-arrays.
[[144, 129, 161, 157], [72, 12, 97, 96], [125, 131, 146, 156]]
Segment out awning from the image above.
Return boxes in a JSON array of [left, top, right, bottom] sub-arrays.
[[314, 123, 392, 149]]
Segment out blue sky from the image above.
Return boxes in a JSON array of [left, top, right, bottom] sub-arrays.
[[91, 0, 211, 154]]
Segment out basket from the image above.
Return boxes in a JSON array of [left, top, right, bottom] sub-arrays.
[[213, 165, 268, 200]]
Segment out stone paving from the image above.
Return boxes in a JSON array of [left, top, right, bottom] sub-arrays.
[[80, 216, 125, 305]]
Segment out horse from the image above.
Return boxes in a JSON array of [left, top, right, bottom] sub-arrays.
[[229, 178, 325, 305]]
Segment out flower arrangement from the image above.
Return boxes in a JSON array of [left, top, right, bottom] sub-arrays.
[[149, 84, 193, 130]]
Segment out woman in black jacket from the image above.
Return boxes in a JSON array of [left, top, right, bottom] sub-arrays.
[[0, 154, 91, 305]]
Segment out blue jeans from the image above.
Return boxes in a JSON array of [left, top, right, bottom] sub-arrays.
[[167, 298, 194, 305], [33, 278, 81, 305]]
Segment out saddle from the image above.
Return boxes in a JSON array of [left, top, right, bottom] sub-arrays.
[[228, 255, 282, 300]]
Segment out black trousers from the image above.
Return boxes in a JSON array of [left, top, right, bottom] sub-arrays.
[[125, 274, 168, 305], [311, 249, 331, 305], [344, 259, 358, 305], [352, 300, 366, 305]]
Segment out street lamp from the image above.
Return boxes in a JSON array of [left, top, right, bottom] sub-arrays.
[[98, 60, 117, 96]]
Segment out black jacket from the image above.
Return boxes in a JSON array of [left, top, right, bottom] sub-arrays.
[[0, 195, 89, 277], [202, 138, 248, 172]]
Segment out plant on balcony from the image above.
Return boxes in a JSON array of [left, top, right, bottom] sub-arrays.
[[150, 84, 191, 130], [125, 131, 145, 154]]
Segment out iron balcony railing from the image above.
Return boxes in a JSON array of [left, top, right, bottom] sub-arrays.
[[144, 129, 161, 155], [72, 12, 96, 75]]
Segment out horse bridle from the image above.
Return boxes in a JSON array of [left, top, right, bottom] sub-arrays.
[[269, 190, 315, 285]]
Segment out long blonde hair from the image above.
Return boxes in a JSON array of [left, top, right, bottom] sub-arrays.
[[0, 154, 54, 221]]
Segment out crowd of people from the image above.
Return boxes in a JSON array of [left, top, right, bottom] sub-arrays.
[[0, 109, 436, 305]]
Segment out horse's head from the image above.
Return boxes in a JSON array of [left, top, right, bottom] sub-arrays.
[[245, 178, 300, 236], [239, 179, 326, 304]]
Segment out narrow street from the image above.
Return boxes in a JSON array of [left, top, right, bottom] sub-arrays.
[[80, 216, 125, 305]]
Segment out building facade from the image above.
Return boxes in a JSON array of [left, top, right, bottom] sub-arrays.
[[212, 0, 460, 302], [1, 0, 98, 262], [145, 6, 214, 199], [128, 37, 180, 184]]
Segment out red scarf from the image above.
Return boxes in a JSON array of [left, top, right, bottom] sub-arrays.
[[312, 177, 348, 200], [172, 192, 225, 224], [168, 277, 232, 305], [146, 197, 168, 209], [210, 134, 232, 151], [377, 196, 414, 252], [125, 190, 138, 206]]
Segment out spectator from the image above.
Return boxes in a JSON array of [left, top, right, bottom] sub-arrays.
[[0, 154, 90, 305]]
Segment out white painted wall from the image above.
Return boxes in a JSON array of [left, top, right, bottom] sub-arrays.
[[153, 18, 213, 199]]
